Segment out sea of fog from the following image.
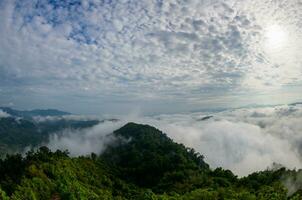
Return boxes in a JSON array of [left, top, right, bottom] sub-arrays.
[[42, 104, 302, 176]]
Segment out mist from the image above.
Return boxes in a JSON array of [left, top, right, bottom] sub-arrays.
[[0, 110, 10, 118], [46, 120, 124, 156], [44, 104, 302, 177], [138, 105, 302, 176]]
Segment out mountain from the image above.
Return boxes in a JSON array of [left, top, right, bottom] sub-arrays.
[[0, 122, 301, 199], [197, 116, 213, 121], [0, 108, 100, 156], [0, 117, 46, 156], [290, 102, 302, 106], [102, 123, 209, 191], [0, 107, 70, 118], [0, 116, 101, 156]]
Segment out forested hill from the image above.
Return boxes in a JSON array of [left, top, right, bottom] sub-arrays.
[[0, 107, 101, 156], [0, 123, 302, 199], [0, 107, 71, 118]]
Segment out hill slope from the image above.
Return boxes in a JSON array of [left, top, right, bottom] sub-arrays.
[[0, 107, 70, 118], [0, 123, 301, 199], [0, 107, 100, 156], [0, 117, 100, 156], [102, 122, 210, 192]]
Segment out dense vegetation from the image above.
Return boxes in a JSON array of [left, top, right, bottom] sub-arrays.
[[0, 117, 47, 155], [0, 122, 302, 199], [0, 108, 100, 156]]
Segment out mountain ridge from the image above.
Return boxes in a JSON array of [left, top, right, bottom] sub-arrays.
[[0, 107, 71, 118], [0, 122, 300, 199]]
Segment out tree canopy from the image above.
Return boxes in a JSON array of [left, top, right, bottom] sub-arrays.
[[0, 122, 301, 199]]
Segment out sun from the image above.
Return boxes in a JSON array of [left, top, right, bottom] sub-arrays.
[[264, 24, 288, 53]]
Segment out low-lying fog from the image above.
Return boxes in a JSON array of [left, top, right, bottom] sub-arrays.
[[44, 104, 302, 176]]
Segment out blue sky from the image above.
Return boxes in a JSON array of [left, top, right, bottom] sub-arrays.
[[0, 0, 301, 114]]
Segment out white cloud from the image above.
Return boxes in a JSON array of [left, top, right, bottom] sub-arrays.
[[47, 120, 124, 156], [44, 104, 302, 176], [32, 114, 101, 123], [132, 104, 302, 176], [0, 110, 10, 118], [0, 0, 301, 113]]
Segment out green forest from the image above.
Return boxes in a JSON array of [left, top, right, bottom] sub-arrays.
[[0, 122, 302, 200], [0, 113, 100, 156]]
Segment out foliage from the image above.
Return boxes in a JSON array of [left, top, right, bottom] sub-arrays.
[[0, 122, 301, 199], [102, 123, 209, 192], [0, 116, 99, 156]]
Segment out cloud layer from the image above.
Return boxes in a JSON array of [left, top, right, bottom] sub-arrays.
[[46, 104, 302, 176], [0, 0, 301, 113], [0, 109, 10, 118], [139, 104, 302, 176], [47, 120, 124, 156]]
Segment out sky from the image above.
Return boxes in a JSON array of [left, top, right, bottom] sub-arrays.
[[0, 0, 301, 114]]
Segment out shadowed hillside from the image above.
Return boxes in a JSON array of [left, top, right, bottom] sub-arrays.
[[0, 107, 100, 156]]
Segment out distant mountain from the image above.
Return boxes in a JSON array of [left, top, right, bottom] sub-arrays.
[[290, 102, 302, 106], [197, 115, 213, 121], [0, 117, 46, 155], [0, 107, 70, 118], [191, 107, 227, 113], [0, 108, 102, 156]]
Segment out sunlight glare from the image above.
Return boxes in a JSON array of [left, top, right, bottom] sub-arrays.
[[264, 24, 288, 53]]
